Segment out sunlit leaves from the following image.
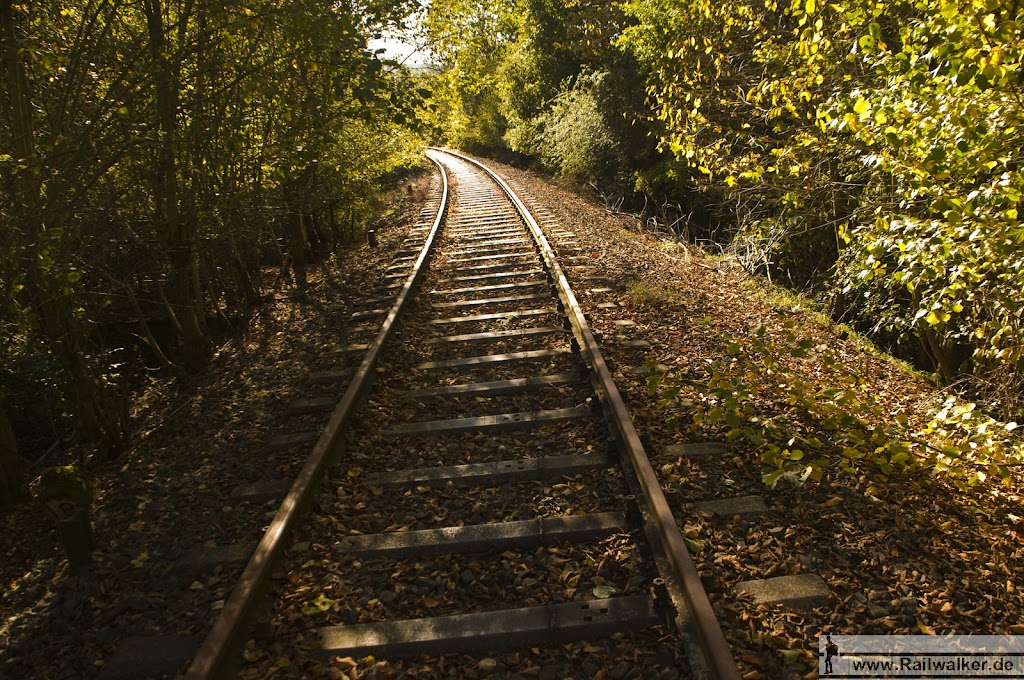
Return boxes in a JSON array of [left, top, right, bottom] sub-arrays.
[[620, 0, 1024, 405]]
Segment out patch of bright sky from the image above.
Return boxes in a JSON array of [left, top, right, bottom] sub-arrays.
[[368, 32, 431, 69], [367, 4, 431, 70]]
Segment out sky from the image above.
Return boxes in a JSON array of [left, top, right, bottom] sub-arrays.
[[368, 34, 431, 69]]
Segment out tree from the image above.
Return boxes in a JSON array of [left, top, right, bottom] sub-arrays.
[[424, 0, 654, 187], [2, 0, 127, 455], [142, 0, 210, 368], [619, 0, 1024, 415], [1, 0, 426, 475], [0, 402, 25, 510], [422, 0, 519, 148]]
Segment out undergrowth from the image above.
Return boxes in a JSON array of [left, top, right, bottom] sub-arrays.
[[649, 321, 1024, 491]]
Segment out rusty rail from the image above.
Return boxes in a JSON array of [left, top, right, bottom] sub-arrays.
[[183, 154, 450, 679], [434, 147, 741, 680]]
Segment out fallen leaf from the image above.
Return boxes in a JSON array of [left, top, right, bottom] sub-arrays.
[[778, 649, 803, 664], [684, 537, 704, 554], [301, 594, 336, 615]]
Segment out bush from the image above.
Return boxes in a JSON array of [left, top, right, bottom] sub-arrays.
[[508, 72, 622, 181], [620, 0, 1024, 413]]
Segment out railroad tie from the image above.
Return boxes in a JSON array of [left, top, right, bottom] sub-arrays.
[[384, 405, 592, 437], [403, 373, 581, 399], [362, 452, 612, 487], [415, 347, 572, 371], [333, 511, 628, 559], [422, 326, 563, 345], [317, 597, 659, 659]]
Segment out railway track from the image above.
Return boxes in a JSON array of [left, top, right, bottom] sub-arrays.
[[184, 149, 740, 679]]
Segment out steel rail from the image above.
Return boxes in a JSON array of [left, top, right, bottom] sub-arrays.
[[183, 153, 450, 680], [434, 147, 741, 680]]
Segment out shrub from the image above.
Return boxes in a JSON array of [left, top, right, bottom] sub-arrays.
[[509, 72, 622, 181]]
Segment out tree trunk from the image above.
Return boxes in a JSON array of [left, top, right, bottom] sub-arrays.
[[284, 173, 313, 289], [912, 291, 973, 385], [920, 322, 973, 385], [288, 208, 309, 287], [2, 0, 125, 456], [143, 0, 210, 369], [0, 403, 25, 510]]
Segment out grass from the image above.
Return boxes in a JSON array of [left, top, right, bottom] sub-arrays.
[[625, 280, 678, 309]]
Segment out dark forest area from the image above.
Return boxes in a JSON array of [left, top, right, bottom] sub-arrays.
[[3, 0, 1023, 506], [1, 0, 428, 508]]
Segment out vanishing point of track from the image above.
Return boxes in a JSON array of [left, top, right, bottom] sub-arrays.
[[184, 149, 740, 679]]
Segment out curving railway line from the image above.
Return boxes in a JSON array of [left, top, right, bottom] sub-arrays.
[[183, 149, 740, 679]]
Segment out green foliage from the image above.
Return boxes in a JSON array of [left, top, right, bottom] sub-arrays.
[[421, 0, 518, 149], [510, 72, 622, 180], [423, 0, 654, 186], [0, 0, 427, 458], [822, 0, 1024, 388], [620, 0, 1024, 412], [651, 322, 1023, 491]]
